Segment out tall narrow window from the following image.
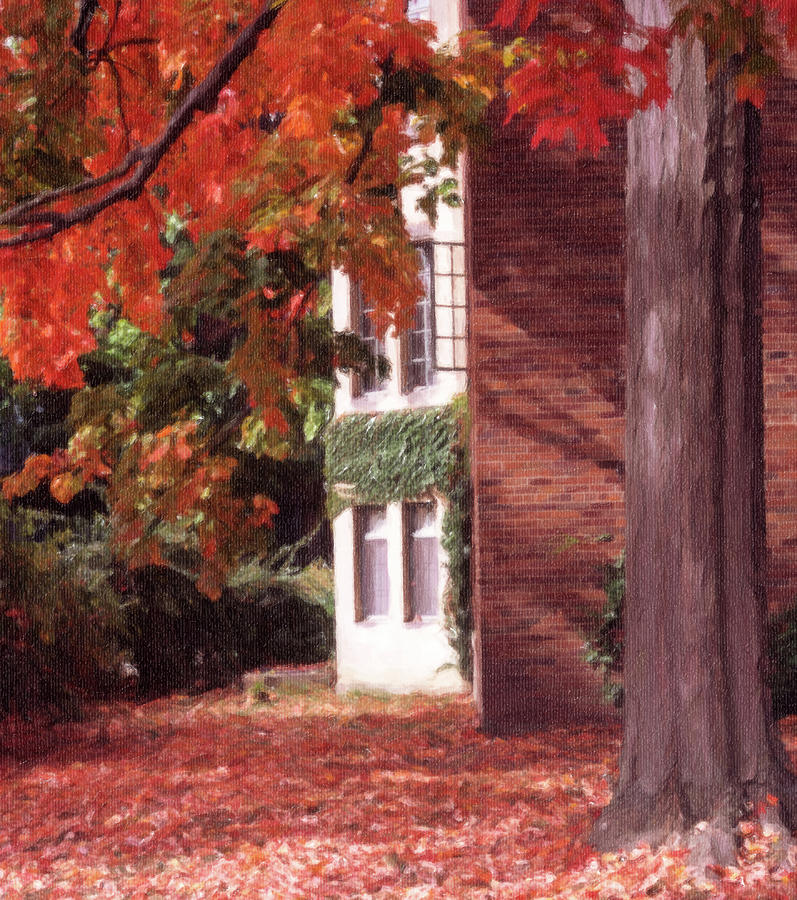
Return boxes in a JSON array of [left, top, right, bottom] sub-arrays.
[[405, 502, 439, 619], [356, 506, 390, 619], [433, 242, 467, 371], [405, 244, 435, 392], [352, 282, 387, 394]]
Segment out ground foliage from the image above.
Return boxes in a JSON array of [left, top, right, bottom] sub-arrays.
[[0, 682, 793, 898]]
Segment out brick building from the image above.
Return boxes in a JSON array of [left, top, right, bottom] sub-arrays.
[[467, 0, 797, 731], [331, 0, 797, 728]]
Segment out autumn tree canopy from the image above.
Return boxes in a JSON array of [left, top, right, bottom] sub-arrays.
[[0, 0, 501, 593]]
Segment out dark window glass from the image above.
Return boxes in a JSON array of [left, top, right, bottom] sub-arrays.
[[352, 283, 387, 394]]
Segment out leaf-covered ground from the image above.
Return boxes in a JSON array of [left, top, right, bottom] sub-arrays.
[[0, 672, 795, 898]]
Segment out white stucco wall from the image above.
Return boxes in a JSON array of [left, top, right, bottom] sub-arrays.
[[333, 502, 466, 694], [330, 0, 468, 696]]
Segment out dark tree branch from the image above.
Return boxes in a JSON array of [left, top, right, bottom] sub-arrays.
[[345, 55, 394, 186], [71, 0, 99, 60], [107, 58, 133, 153], [0, 149, 146, 227], [345, 129, 374, 186], [0, 0, 287, 249]]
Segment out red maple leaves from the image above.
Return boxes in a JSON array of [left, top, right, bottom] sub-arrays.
[[495, 0, 797, 153], [494, 0, 670, 153], [0, 0, 495, 591], [0, 686, 793, 897]]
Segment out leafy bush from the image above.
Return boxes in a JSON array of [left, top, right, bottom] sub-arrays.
[[441, 401, 473, 682], [0, 506, 125, 719], [0, 500, 335, 711], [123, 564, 334, 696], [584, 554, 625, 707], [768, 606, 797, 720]]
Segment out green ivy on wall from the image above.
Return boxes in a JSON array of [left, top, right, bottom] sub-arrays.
[[324, 397, 473, 681]]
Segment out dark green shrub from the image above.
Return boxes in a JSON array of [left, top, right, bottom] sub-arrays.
[[441, 400, 472, 682], [256, 589, 333, 664], [584, 554, 625, 707], [768, 606, 797, 720], [0, 506, 125, 719], [123, 565, 334, 696]]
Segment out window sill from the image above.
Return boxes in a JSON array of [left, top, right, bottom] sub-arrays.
[[355, 615, 390, 627], [403, 616, 441, 628]]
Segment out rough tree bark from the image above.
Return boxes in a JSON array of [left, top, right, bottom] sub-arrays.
[[590, 0, 797, 868]]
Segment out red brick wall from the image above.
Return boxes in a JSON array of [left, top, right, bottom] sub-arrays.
[[762, 77, 797, 613], [466, 55, 797, 730]]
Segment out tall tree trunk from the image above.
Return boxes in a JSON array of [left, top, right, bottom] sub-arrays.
[[590, 4, 797, 866]]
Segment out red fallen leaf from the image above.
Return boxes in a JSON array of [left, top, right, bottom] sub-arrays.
[[462, 864, 493, 886], [565, 840, 596, 868]]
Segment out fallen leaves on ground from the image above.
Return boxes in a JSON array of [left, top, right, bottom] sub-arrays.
[[0, 673, 794, 898]]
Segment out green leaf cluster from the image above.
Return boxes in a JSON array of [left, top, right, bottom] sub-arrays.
[[0, 503, 124, 720], [584, 553, 625, 707]]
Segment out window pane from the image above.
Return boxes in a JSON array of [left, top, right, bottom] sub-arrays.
[[453, 274, 466, 307], [435, 304, 453, 338], [406, 0, 431, 21], [360, 507, 389, 618], [434, 243, 452, 275], [452, 244, 466, 275], [434, 273, 453, 306], [405, 245, 435, 392], [454, 338, 467, 369], [454, 306, 467, 338], [436, 338, 454, 368], [407, 503, 439, 618], [362, 541, 389, 617], [430, 243, 466, 372]]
